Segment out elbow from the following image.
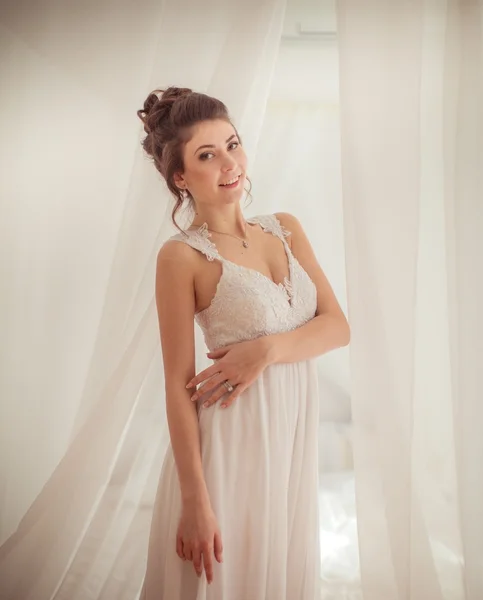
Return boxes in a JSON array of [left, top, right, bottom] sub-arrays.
[[316, 310, 350, 349], [336, 313, 351, 347], [343, 321, 351, 346]]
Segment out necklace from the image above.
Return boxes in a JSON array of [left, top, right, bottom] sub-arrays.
[[189, 221, 250, 248]]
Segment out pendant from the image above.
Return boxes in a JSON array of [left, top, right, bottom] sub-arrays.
[[243, 240, 249, 248]]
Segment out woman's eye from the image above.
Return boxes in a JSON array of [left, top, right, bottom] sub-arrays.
[[199, 142, 238, 160]]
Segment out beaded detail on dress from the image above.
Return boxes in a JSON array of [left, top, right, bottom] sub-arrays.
[[168, 214, 317, 350]]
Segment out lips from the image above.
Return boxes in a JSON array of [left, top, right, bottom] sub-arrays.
[[219, 175, 241, 186]]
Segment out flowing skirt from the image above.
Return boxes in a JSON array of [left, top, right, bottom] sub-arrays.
[[139, 359, 321, 600]]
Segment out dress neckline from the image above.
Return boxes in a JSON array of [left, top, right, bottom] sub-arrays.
[[188, 214, 294, 306]]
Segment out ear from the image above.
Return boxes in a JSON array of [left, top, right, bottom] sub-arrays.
[[173, 172, 186, 189]]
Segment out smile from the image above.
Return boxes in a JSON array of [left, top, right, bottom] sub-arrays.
[[219, 175, 241, 187]]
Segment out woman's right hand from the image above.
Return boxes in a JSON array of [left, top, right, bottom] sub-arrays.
[[176, 501, 223, 584]]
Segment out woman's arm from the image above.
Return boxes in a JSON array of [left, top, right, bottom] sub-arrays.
[[263, 212, 350, 364], [155, 240, 210, 508]]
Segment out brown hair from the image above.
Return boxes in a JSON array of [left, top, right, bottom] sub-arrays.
[[137, 86, 252, 235]]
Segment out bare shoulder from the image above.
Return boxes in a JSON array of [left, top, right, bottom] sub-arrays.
[[157, 236, 197, 266], [156, 237, 201, 289], [155, 238, 197, 321], [273, 211, 305, 249], [273, 211, 303, 230]]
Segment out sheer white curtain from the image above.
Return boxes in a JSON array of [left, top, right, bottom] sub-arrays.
[[256, 99, 360, 599], [253, 40, 359, 594], [3, 0, 481, 598], [0, 0, 287, 598], [336, 0, 483, 599]]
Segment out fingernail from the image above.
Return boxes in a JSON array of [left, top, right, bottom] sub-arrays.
[[186, 383, 192, 389], [191, 395, 198, 402], [203, 402, 209, 408], [220, 403, 227, 409]]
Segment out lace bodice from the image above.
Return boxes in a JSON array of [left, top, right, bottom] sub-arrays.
[[168, 214, 317, 351]]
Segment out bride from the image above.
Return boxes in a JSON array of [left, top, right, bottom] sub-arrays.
[[136, 85, 350, 599]]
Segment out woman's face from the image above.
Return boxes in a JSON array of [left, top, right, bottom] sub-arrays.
[[175, 118, 248, 207]]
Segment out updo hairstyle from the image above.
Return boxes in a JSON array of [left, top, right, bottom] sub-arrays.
[[137, 86, 251, 234]]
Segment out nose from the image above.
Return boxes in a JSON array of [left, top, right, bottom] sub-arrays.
[[220, 151, 237, 172]]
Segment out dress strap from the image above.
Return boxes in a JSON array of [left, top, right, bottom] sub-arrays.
[[170, 214, 291, 260], [169, 223, 222, 263], [247, 214, 292, 246]]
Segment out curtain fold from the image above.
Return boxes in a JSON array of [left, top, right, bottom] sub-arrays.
[[336, 0, 483, 598], [4, 0, 481, 598], [0, 1, 287, 598], [444, 2, 483, 597]]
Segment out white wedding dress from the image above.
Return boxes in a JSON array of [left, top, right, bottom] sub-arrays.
[[139, 213, 321, 600]]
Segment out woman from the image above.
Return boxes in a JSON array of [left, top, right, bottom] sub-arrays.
[[137, 86, 350, 600]]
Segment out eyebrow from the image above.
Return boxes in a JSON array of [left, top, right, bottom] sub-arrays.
[[194, 134, 237, 155]]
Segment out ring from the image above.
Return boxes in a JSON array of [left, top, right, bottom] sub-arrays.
[[223, 381, 234, 393]]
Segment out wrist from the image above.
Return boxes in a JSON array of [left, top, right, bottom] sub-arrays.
[[181, 483, 211, 509], [259, 334, 279, 366]]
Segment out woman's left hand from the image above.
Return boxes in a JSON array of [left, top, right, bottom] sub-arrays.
[[186, 337, 274, 409]]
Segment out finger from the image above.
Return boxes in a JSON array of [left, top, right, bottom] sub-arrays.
[[201, 382, 235, 408], [184, 544, 193, 562], [214, 531, 224, 563], [192, 547, 203, 578], [203, 377, 245, 408], [220, 385, 247, 409], [191, 374, 226, 402], [206, 345, 232, 359], [176, 534, 185, 561], [186, 364, 220, 389], [202, 545, 214, 584]]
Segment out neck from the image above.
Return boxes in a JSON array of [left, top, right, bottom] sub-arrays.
[[190, 206, 248, 236]]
